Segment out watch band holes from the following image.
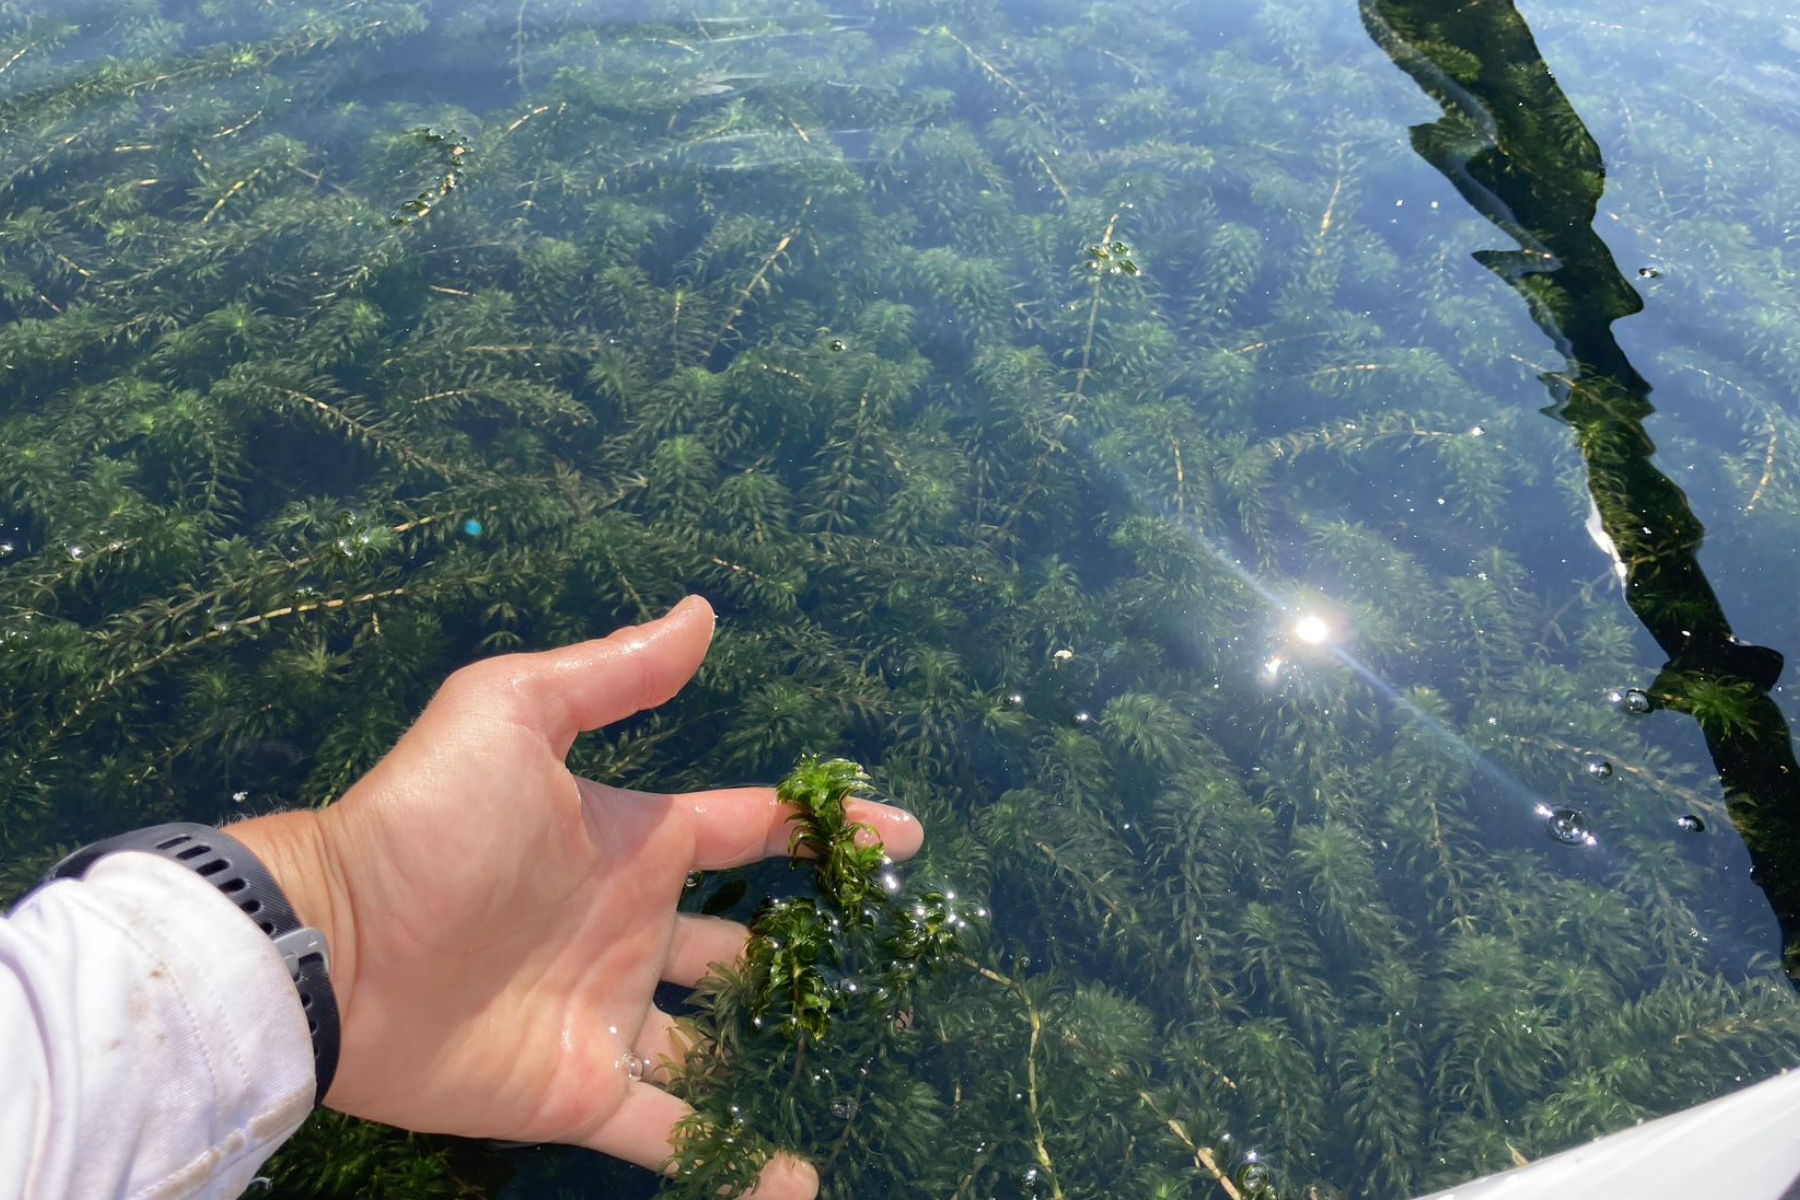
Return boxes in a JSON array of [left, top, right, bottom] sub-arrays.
[[257, 920, 276, 936], [219, 878, 247, 894], [195, 860, 228, 877], [240, 898, 262, 914], [300, 991, 313, 1008], [175, 845, 210, 861], [308, 1019, 319, 1036], [153, 835, 191, 851]]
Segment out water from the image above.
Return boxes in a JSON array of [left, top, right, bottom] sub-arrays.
[[4, 0, 1800, 1197]]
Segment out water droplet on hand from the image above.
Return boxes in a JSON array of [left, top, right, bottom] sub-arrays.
[[622, 1053, 645, 1082], [1545, 807, 1596, 847], [1585, 757, 1614, 780], [684, 871, 702, 889], [1677, 813, 1706, 833]]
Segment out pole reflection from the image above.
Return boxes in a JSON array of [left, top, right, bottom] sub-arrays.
[[1363, 0, 1800, 982]]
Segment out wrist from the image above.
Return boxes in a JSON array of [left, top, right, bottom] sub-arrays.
[[228, 808, 359, 1105]]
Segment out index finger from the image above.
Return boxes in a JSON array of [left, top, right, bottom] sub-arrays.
[[679, 786, 925, 870]]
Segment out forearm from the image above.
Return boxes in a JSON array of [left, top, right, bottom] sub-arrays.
[[1, 854, 315, 1200]]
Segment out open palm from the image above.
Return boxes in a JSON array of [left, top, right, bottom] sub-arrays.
[[248, 597, 922, 1199]]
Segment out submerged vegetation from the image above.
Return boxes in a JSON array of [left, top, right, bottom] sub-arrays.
[[664, 755, 980, 1200], [5, 0, 1800, 1197]]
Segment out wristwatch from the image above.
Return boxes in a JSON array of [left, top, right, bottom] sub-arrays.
[[42, 822, 340, 1107]]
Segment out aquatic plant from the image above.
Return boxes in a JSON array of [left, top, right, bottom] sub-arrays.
[[662, 755, 979, 1200], [5, 1, 1800, 1198]]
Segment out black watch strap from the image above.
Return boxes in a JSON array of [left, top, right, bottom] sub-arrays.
[[44, 822, 341, 1107]]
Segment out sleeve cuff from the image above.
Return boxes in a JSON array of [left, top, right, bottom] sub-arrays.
[[2, 851, 316, 1200]]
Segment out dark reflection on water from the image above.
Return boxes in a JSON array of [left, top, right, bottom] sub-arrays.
[[1364, 0, 1800, 982]]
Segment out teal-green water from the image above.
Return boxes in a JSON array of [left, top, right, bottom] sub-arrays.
[[6, 0, 1800, 1197]]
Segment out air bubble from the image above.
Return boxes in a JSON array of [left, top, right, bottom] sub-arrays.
[[828, 338, 846, 352], [684, 871, 703, 889], [1638, 265, 1662, 279], [65, 544, 85, 561], [0, 541, 13, 557], [1585, 757, 1614, 781], [831, 1097, 858, 1119], [1073, 710, 1095, 727], [231, 790, 250, 805], [1005, 691, 1026, 709], [1677, 813, 1706, 833], [1544, 807, 1596, 847], [1610, 688, 1654, 715]]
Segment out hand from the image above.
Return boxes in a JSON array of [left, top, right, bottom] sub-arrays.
[[231, 596, 923, 1199]]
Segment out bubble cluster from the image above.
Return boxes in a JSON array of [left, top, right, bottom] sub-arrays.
[[1542, 806, 1596, 847], [1239, 1160, 1273, 1193]]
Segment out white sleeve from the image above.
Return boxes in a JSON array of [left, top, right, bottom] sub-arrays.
[[0, 851, 317, 1200]]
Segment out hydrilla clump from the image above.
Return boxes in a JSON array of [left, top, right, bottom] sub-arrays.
[[662, 756, 979, 1199]]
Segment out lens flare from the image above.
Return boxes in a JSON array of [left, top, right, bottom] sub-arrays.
[[1294, 614, 1332, 645]]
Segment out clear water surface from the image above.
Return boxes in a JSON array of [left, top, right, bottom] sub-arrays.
[[5, 0, 1800, 1197]]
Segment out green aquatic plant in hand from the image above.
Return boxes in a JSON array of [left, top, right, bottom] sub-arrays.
[[663, 756, 977, 1199]]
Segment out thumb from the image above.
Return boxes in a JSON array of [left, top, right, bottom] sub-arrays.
[[425, 596, 717, 749]]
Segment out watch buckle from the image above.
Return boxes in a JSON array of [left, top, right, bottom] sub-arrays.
[[272, 926, 330, 980]]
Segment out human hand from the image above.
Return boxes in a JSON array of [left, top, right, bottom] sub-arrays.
[[231, 596, 923, 1199]]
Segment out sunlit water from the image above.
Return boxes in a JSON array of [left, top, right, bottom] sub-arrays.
[[6, 0, 1800, 1196]]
